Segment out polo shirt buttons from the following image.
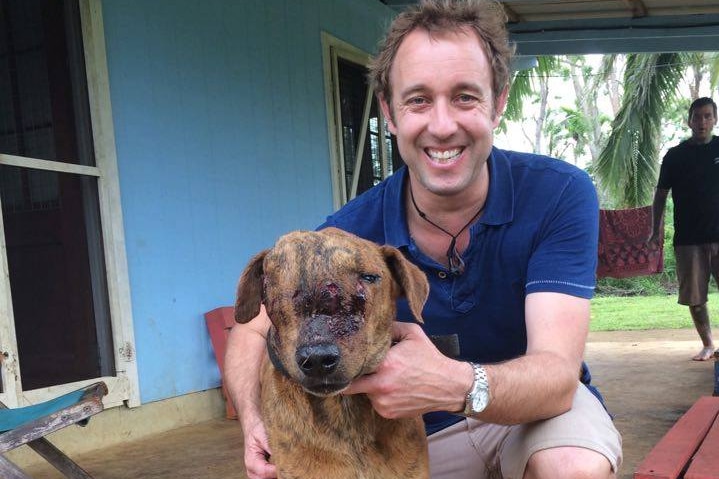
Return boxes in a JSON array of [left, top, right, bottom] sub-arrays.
[[438, 271, 448, 279]]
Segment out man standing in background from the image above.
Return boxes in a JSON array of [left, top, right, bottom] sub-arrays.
[[650, 97, 719, 361]]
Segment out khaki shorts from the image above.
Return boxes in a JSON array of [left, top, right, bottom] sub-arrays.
[[674, 243, 719, 306], [427, 384, 622, 479]]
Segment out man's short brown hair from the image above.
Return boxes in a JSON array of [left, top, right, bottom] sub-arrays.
[[369, 0, 514, 111]]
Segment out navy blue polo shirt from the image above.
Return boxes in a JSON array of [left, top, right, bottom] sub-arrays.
[[320, 147, 600, 435]]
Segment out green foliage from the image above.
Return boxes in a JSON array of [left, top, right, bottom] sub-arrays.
[[592, 53, 685, 208], [590, 292, 719, 331], [708, 52, 719, 90], [660, 97, 691, 150], [502, 56, 560, 127], [544, 106, 596, 159]]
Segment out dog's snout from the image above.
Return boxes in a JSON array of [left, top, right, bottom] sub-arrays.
[[296, 344, 341, 377]]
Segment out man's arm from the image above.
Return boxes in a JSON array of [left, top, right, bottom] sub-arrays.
[[224, 307, 276, 479], [343, 292, 587, 424], [649, 188, 669, 243], [479, 291, 588, 423]]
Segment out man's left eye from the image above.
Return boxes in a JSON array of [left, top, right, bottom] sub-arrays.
[[360, 273, 380, 283]]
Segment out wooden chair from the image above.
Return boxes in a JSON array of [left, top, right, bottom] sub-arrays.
[[204, 306, 238, 419], [0, 381, 107, 479]]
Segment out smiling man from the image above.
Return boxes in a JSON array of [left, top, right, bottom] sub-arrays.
[[226, 1, 622, 478], [650, 97, 719, 362]]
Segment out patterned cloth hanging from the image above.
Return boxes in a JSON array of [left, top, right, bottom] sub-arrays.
[[597, 206, 664, 278]]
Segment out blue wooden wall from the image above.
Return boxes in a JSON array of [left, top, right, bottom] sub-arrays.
[[100, 0, 395, 403]]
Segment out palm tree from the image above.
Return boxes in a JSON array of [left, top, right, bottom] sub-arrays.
[[592, 53, 684, 207], [593, 52, 719, 207]]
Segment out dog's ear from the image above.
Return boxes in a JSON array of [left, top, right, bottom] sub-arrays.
[[381, 246, 428, 323], [234, 250, 268, 323]]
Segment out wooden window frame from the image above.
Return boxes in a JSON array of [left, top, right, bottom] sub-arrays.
[[321, 32, 393, 209], [0, 0, 139, 409]]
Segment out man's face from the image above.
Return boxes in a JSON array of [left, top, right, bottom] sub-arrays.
[[688, 104, 717, 144], [380, 28, 507, 198]]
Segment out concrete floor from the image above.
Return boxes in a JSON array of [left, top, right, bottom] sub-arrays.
[[19, 328, 719, 479]]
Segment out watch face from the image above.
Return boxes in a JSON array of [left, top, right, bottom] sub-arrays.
[[472, 389, 489, 413], [464, 363, 490, 416]]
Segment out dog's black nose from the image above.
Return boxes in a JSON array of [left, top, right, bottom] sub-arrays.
[[296, 344, 340, 377]]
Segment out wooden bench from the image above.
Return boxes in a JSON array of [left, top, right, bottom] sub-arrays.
[[634, 396, 719, 479]]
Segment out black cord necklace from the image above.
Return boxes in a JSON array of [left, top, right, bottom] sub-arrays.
[[408, 183, 484, 276]]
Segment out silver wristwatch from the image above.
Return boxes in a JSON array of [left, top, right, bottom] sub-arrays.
[[462, 362, 490, 416]]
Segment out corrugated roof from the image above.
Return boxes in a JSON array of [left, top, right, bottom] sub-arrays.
[[381, 0, 719, 23], [378, 0, 719, 53]]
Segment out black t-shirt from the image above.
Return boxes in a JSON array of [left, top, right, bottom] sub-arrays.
[[657, 136, 719, 245]]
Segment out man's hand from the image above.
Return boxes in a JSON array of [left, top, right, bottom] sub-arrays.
[[241, 415, 276, 479], [343, 322, 472, 418]]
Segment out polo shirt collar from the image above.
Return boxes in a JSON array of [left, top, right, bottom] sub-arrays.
[[383, 167, 410, 249], [382, 147, 515, 248]]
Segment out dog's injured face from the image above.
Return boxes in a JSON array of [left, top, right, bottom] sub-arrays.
[[235, 227, 428, 396]]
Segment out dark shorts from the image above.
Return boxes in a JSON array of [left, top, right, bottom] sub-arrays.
[[674, 243, 719, 306]]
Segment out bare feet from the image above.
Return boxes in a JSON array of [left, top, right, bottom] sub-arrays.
[[692, 346, 716, 361]]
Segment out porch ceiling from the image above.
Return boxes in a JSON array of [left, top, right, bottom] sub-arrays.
[[379, 0, 719, 54]]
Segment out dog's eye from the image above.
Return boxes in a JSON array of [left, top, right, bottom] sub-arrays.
[[360, 273, 380, 284]]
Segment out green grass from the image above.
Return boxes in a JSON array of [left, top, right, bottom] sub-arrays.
[[590, 292, 719, 331]]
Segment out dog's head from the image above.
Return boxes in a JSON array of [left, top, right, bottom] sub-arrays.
[[235, 227, 428, 397]]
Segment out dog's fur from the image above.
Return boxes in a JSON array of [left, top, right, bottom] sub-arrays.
[[235, 228, 430, 479]]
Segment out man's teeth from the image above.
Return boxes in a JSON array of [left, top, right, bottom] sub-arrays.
[[428, 148, 461, 162]]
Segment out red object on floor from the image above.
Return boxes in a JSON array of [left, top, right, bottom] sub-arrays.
[[597, 206, 664, 279], [204, 307, 238, 420]]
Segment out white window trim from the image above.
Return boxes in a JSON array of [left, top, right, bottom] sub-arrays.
[[0, 0, 139, 409], [321, 32, 374, 210]]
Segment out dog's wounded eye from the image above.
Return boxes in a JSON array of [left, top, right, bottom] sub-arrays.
[[360, 273, 380, 284]]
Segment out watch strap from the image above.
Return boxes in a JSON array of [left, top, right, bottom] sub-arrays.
[[462, 362, 489, 416]]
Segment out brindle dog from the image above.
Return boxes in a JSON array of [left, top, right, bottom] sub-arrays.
[[235, 227, 430, 479]]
